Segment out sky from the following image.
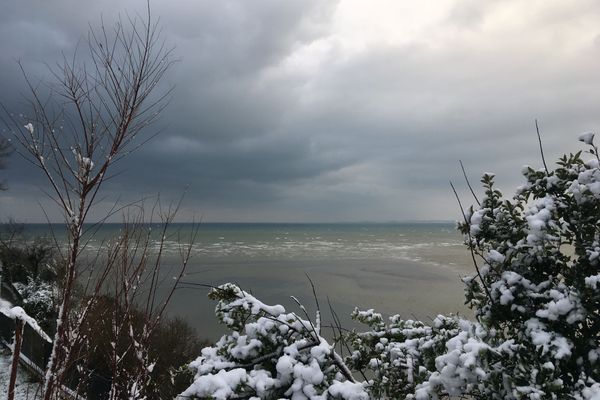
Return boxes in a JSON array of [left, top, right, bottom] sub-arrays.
[[1, 0, 600, 223]]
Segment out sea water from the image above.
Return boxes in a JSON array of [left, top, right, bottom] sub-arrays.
[[20, 223, 475, 340]]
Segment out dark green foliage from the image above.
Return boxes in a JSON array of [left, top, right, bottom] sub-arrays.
[[0, 240, 58, 284], [0, 222, 59, 285]]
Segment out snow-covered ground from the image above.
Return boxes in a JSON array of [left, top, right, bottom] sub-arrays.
[[0, 347, 42, 399]]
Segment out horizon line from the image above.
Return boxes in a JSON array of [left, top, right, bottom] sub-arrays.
[[11, 220, 457, 225]]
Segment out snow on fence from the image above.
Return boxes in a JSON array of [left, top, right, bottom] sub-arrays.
[[1, 280, 23, 306], [0, 313, 52, 376], [0, 282, 109, 400], [0, 282, 52, 379]]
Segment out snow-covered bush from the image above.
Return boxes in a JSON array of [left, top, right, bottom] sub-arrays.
[[346, 310, 497, 399], [181, 284, 368, 400], [12, 278, 57, 330], [185, 136, 600, 399], [453, 134, 600, 399], [0, 231, 60, 331]]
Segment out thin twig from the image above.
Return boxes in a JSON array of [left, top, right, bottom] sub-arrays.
[[535, 119, 549, 174], [450, 180, 493, 304], [459, 160, 480, 206]]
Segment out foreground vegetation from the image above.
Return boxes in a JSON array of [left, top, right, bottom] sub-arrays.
[[182, 138, 600, 399]]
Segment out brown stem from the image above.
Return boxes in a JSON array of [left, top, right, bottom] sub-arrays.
[[8, 319, 24, 400]]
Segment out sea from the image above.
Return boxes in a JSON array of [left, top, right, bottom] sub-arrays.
[[19, 222, 475, 340]]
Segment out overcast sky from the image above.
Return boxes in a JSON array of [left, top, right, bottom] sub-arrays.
[[1, 0, 600, 223]]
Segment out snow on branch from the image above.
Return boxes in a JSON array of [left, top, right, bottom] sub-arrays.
[[180, 283, 367, 400]]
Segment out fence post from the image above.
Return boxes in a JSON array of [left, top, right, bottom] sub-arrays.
[[8, 318, 24, 400]]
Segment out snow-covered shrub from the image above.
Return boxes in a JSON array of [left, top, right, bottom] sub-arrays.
[[349, 136, 600, 399], [346, 310, 500, 399], [12, 278, 58, 330], [185, 136, 600, 399], [0, 233, 60, 331], [454, 136, 600, 398], [181, 283, 368, 400]]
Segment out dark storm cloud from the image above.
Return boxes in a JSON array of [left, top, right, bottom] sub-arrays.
[[0, 0, 341, 220], [2, 0, 600, 222]]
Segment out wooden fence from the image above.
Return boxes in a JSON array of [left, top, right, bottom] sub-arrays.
[[0, 281, 110, 399]]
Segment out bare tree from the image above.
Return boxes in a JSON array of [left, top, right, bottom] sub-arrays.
[[2, 4, 176, 398], [60, 200, 197, 399], [91, 204, 196, 399]]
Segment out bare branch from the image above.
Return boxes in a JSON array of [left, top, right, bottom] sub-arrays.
[[459, 160, 480, 206], [535, 119, 549, 174], [450, 180, 493, 304]]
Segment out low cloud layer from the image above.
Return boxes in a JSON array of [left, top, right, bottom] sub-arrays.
[[1, 0, 600, 222]]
